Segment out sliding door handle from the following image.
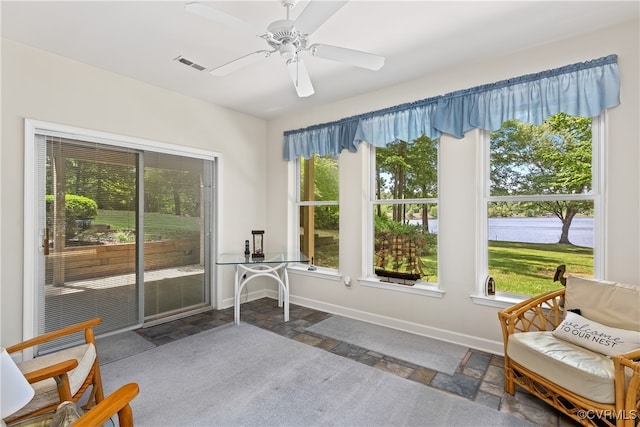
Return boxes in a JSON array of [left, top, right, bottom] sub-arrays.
[[43, 227, 50, 255]]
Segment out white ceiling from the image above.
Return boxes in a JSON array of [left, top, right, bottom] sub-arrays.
[[2, 1, 638, 120]]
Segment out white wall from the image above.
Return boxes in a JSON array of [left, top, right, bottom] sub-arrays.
[[1, 39, 267, 346], [266, 20, 640, 354]]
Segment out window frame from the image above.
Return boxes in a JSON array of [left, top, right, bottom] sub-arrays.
[[361, 142, 444, 297], [474, 114, 605, 306], [292, 154, 340, 275]]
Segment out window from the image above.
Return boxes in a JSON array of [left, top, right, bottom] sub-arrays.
[[370, 136, 439, 285], [483, 113, 600, 297], [297, 154, 339, 269]]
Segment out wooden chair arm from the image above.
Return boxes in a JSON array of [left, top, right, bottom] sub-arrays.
[[618, 348, 640, 362], [5, 318, 102, 354], [612, 350, 640, 424], [22, 359, 78, 384], [23, 359, 78, 402], [498, 288, 565, 336], [612, 350, 640, 376], [73, 383, 139, 427]]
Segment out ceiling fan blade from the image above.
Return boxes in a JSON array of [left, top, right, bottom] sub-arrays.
[[309, 44, 385, 70], [210, 51, 271, 76], [294, 1, 348, 36], [287, 58, 314, 97], [186, 2, 263, 36]]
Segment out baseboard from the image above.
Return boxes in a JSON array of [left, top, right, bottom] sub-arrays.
[[220, 288, 270, 309]]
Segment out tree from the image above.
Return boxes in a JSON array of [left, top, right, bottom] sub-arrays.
[[490, 113, 592, 244], [376, 136, 438, 228], [377, 140, 409, 222], [48, 159, 137, 211], [314, 156, 339, 229], [405, 135, 438, 231], [144, 168, 201, 217]]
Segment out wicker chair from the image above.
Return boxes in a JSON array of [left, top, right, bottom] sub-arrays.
[[498, 280, 640, 427], [4, 318, 105, 425]]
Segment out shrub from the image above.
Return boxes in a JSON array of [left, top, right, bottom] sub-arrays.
[[45, 194, 98, 238], [315, 206, 339, 230]]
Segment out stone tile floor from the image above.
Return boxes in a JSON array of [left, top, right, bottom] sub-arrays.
[[135, 297, 580, 427]]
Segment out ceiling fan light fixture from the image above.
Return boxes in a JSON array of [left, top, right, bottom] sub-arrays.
[[279, 43, 297, 61]]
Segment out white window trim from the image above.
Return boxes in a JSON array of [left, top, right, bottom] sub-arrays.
[[288, 264, 343, 280], [293, 155, 340, 274], [23, 119, 222, 355], [364, 142, 442, 297], [472, 114, 605, 304], [359, 277, 445, 298], [286, 160, 335, 277]]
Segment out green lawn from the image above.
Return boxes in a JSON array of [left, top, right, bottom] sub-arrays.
[[310, 228, 339, 268], [94, 209, 200, 240], [380, 239, 590, 294], [488, 240, 593, 296]]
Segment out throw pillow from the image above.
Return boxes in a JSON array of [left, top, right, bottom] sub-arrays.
[[50, 402, 82, 427], [553, 311, 640, 357]]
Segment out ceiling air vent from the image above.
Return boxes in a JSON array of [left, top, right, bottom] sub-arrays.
[[174, 56, 206, 71]]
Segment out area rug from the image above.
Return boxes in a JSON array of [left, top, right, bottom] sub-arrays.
[[99, 323, 532, 426], [97, 331, 156, 364], [307, 315, 467, 375]]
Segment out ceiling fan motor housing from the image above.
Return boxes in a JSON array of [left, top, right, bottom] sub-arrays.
[[266, 19, 308, 59]]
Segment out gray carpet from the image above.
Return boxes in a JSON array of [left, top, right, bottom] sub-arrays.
[[100, 323, 532, 426], [97, 331, 156, 364], [307, 315, 467, 375]]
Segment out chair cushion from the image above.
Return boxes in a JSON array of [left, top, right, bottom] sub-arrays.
[[565, 276, 640, 332], [508, 331, 617, 403], [8, 343, 96, 422]]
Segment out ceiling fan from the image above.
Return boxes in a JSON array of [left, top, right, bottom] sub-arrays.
[[184, 0, 385, 97]]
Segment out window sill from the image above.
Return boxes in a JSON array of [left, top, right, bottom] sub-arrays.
[[288, 265, 342, 281], [470, 293, 524, 309], [359, 277, 445, 298]]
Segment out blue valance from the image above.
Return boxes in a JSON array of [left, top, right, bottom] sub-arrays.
[[283, 117, 359, 161], [283, 55, 620, 160], [354, 99, 441, 147]]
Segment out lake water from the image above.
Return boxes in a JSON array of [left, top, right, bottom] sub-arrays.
[[488, 217, 593, 247], [410, 217, 594, 248]]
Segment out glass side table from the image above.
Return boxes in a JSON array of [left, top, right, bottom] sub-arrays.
[[216, 252, 309, 325]]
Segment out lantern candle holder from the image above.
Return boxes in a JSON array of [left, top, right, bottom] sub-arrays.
[[252, 230, 265, 259]]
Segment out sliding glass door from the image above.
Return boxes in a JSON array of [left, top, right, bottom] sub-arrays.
[[143, 153, 212, 321], [42, 136, 140, 345], [31, 125, 216, 350]]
